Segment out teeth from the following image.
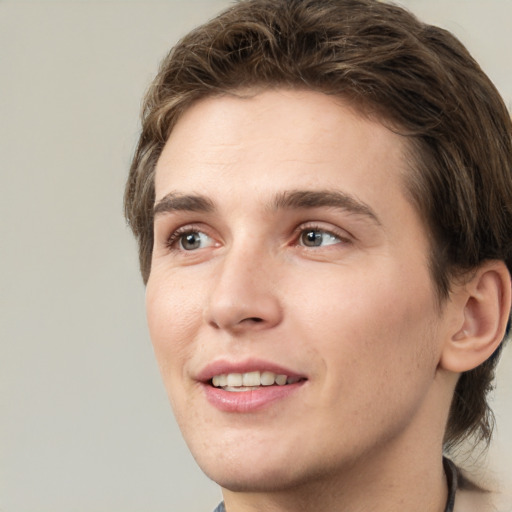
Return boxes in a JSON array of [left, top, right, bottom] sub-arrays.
[[242, 371, 260, 387], [212, 374, 227, 387], [274, 374, 289, 385], [226, 373, 243, 387], [260, 371, 275, 386], [211, 371, 300, 389]]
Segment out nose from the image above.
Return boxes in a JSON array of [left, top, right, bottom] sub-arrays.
[[204, 245, 283, 333]]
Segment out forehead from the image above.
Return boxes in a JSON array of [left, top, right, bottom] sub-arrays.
[[155, 89, 410, 200]]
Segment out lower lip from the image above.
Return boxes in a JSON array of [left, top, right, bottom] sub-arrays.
[[202, 382, 305, 413]]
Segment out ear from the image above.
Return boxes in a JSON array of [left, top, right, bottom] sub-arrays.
[[440, 260, 511, 373]]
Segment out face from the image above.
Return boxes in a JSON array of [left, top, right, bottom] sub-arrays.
[[147, 89, 451, 492]]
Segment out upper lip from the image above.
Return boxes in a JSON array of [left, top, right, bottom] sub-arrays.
[[196, 358, 306, 383]]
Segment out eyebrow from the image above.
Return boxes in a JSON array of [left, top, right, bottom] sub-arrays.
[[153, 189, 380, 225], [271, 190, 381, 225], [153, 193, 215, 216]]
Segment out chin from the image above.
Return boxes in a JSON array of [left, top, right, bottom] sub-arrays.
[[192, 445, 335, 494], [202, 464, 311, 493], [196, 452, 284, 490]]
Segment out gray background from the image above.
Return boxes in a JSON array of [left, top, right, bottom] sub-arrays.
[[1, 1, 511, 511]]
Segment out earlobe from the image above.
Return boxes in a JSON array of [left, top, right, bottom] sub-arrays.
[[440, 261, 511, 373]]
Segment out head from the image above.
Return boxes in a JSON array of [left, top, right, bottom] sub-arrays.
[[125, 0, 512, 467]]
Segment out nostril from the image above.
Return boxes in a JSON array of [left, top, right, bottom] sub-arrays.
[[247, 317, 263, 323]]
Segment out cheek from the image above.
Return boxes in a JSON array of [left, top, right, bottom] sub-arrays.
[[294, 265, 439, 382], [145, 275, 203, 379], [313, 280, 438, 429]]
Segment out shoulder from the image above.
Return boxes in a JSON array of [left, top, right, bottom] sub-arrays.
[[455, 490, 512, 512]]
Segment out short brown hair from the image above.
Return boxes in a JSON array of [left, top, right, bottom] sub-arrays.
[[125, 0, 512, 459]]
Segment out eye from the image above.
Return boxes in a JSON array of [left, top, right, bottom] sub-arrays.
[[170, 230, 215, 251], [299, 228, 341, 248]]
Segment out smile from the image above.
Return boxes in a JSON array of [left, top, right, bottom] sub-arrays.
[[211, 371, 303, 391]]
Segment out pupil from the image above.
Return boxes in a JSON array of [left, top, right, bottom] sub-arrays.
[[304, 230, 322, 247], [182, 233, 200, 250]]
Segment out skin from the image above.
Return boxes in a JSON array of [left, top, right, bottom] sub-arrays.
[[146, 89, 505, 512]]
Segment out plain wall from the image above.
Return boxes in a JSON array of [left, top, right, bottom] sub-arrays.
[[1, 1, 511, 511]]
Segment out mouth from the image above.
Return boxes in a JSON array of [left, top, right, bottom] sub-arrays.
[[211, 371, 305, 392], [197, 359, 308, 411]]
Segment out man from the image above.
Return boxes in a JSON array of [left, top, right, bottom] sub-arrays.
[[124, 1, 512, 510]]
